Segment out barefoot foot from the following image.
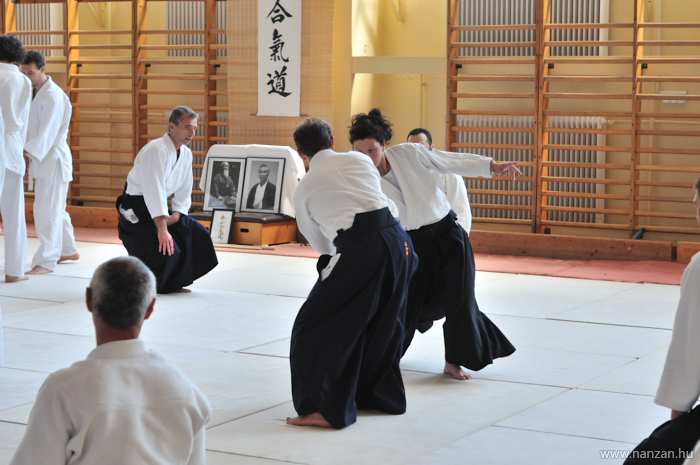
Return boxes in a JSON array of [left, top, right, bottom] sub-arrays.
[[26, 266, 53, 275], [444, 362, 472, 380], [58, 253, 80, 263], [286, 412, 332, 428], [5, 275, 28, 283], [175, 288, 192, 293]]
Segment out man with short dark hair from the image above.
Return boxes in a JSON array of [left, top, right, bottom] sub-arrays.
[[246, 163, 276, 210], [9, 256, 211, 465], [0, 35, 31, 283], [407, 127, 473, 234], [117, 106, 218, 293], [287, 118, 417, 428], [21, 50, 79, 275]]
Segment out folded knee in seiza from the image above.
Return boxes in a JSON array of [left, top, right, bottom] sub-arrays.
[[118, 134, 218, 293]]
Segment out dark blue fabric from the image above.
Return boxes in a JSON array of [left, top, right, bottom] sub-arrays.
[[290, 207, 417, 429], [404, 211, 515, 371], [624, 406, 700, 464], [116, 193, 218, 294]]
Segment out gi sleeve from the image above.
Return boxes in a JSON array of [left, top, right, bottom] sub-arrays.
[[9, 375, 72, 465], [0, 111, 5, 163], [655, 253, 700, 412], [186, 386, 211, 465], [406, 142, 493, 178], [24, 94, 62, 163], [292, 187, 334, 255], [140, 145, 171, 218], [171, 154, 193, 216]]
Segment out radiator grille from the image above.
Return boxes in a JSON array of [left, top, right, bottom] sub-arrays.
[[458, 0, 609, 57], [15, 3, 65, 58], [456, 116, 606, 223], [166, 1, 227, 57]]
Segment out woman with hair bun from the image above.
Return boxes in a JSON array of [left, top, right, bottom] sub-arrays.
[[349, 108, 519, 380]]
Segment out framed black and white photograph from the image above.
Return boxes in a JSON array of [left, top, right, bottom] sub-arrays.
[[203, 157, 245, 212], [209, 209, 235, 244], [241, 157, 285, 213]]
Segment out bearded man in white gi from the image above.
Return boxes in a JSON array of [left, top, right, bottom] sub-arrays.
[[9, 256, 211, 465], [0, 35, 31, 283], [117, 106, 218, 294], [21, 50, 79, 275]]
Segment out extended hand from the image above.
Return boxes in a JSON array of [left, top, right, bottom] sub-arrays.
[[491, 161, 522, 182]]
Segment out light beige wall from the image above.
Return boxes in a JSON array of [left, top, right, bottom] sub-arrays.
[[348, 0, 447, 149]]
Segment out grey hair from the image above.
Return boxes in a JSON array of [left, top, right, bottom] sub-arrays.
[[168, 106, 199, 128], [89, 257, 156, 330], [695, 176, 700, 192]]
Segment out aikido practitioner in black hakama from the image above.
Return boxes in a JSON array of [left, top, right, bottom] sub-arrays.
[[286, 118, 417, 429], [117, 106, 217, 294], [350, 109, 518, 381]]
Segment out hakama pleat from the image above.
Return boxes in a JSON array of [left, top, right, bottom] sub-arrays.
[[117, 193, 218, 294], [404, 211, 515, 371], [290, 207, 417, 429]]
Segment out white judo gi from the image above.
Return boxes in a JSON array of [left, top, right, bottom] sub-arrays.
[[0, 62, 31, 278], [655, 252, 700, 413], [24, 76, 78, 271], [10, 339, 211, 465]]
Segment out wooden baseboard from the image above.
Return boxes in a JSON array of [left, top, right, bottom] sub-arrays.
[[677, 242, 700, 264], [469, 230, 673, 262], [15, 205, 687, 262]]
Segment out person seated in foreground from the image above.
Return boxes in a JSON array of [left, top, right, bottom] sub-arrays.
[[623, 176, 700, 465], [286, 118, 417, 428], [9, 256, 211, 464]]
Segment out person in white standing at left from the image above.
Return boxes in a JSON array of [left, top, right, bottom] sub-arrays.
[[21, 50, 79, 275], [0, 35, 31, 283]]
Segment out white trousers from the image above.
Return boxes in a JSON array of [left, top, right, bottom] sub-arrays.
[[31, 173, 78, 271], [1, 170, 27, 278]]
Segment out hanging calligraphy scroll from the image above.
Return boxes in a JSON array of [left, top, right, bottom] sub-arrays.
[[258, 0, 302, 117]]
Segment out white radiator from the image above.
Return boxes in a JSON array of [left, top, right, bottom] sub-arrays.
[[457, 0, 609, 57], [15, 3, 65, 58], [166, 1, 227, 57], [456, 115, 606, 223]]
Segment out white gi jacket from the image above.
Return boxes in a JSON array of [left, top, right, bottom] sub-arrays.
[[435, 172, 472, 234], [9, 339, 211, 465], [292, 149, 398, 255], [24, 76, 73, 186], [381, 143, 491, 231], [126, 133, 193, 218], [655, 252, 700, 412], [0, 62, 31, 175]]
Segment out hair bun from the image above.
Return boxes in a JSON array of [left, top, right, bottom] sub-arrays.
[[368, 108, 383, 119]]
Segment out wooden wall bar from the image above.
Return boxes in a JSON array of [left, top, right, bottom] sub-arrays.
[[2, 0, 226, 210], [447, 0, 700, 241]]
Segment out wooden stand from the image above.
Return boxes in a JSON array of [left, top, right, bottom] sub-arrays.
[[191, 211, 297, 246]]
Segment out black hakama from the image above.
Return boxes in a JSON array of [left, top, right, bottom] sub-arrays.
[[624, 406, 700, 464], [404, 211, 515, 371], [290, 207, 417, 429], [116, 192, 218, 294]]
